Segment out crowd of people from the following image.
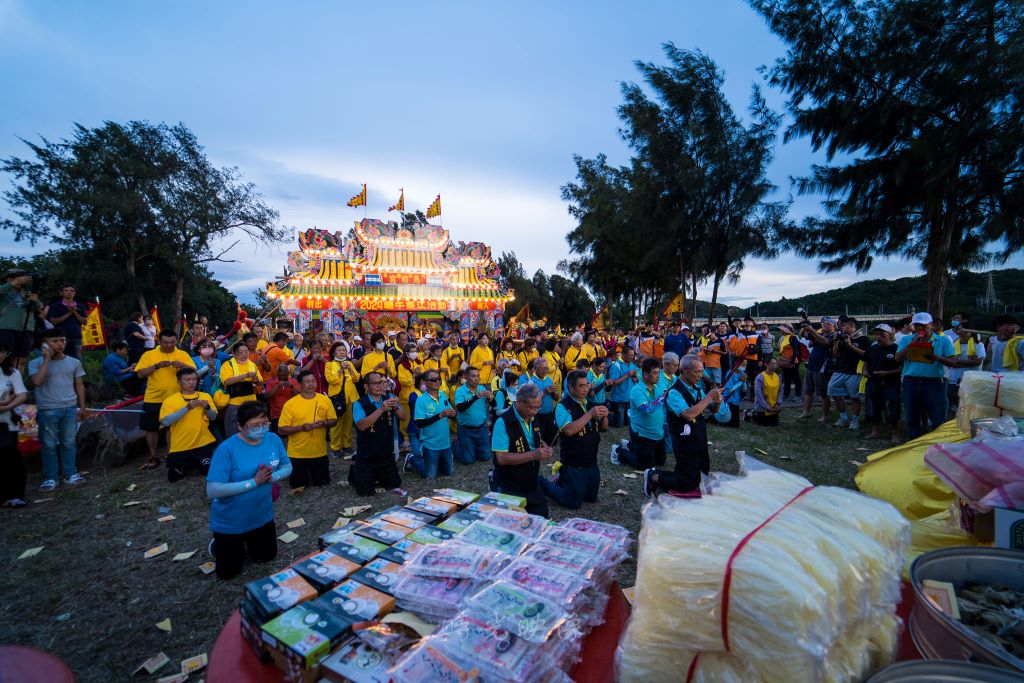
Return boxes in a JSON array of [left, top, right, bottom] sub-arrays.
[[4, 267, 1024, 576]]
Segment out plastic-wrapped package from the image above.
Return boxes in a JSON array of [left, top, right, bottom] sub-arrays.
[[482, 508, 548, 539], [958, 371, 1024, 433], [456, 522, 532, 555], [537, 526, 623, 563], [520, 544, 605, 582], [390, 573, 480, 620], [388, 642, 479, 683], [463, 580, 575, 644], [925, 438, 1024, 512], [557, 518, 631, 556], [403, 540, 505, 579], [496, 558, 587, 606], [616, 462, 909, 683]]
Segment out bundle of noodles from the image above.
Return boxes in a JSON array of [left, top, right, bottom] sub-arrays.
[[617, 467, 909, 683], [958, 371, 1024, 432]]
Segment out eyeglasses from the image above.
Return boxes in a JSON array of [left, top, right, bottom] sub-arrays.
[[368, 379, 388, 385], [425, 377, 441, 383]]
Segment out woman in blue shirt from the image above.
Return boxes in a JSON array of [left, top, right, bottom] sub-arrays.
[[206, 401, 292, 579], [192, 338, 223, 396]]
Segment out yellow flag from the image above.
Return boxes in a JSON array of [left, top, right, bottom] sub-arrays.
[[149, 306, 162, 333], [82, 302, 107, 350], [346, 184, 367, 208], [662, 293, 685, 316], [425, 194, 441, 218], [388, 189, 405, 213]]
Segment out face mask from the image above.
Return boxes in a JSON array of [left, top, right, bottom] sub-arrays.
[[951, 320, 961, 328], [246, 425, 269, 443], [375, 342, 385, 351], [199, 347, 213, 358], [408, 351, 418, 360]]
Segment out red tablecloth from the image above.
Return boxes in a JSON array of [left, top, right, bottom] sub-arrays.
[[0, 645, 75, 683], [209, 582, 630, 683]]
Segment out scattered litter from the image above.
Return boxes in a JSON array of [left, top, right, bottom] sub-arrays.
[[144, 543, 168, 559], [158, 515, 175, 523], [180, 653, 208, 675], [622, 473, 638, 479], [126, 483, 137, 492], [199, 562, 216, 575], [126, 541, 133, 548], [95, 514, 105, 520], [32, 498, 53, 504], [849, 460, 864, 467], [614, 489, 629, 496], [622, 586, 636, 606], [55, 613, 71, 622], [286, 518, 305, 529], [133, 652, 169, 676], [779, 455, 793, 461], [122, 501, 142, 507], [158, 506, 171, 514], [754, 448, 769, 456], [156, 673, 186, 683], [172, 550, 196, 562], [278, 531, 299, 544], [342, 505, 372, 517], [155, 618, 172, 633], [855, 447, 870, 452], [632, 471, 645, 474], [290, 487, 305, 495], [332, 517, 351, 529], [18, 547, 43, 560]]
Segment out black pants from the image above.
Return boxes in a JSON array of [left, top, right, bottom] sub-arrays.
[[618, 432, 666, 470], [781, 366, 801, 398], [664, 435, 709, 494], [752, 411, 780, 427], [491, 475, 549, 518], [0, 425, 25, 502], [213, 519, 277, 580], [710, 403, 741, 428], [348, 456, 402, 496], [290, 455, 331, 488], [167, 443, 214, 482], [541, 463, 600, 509], [534, 412, 558, 445]]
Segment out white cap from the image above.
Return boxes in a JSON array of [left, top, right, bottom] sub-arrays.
[[681, 324, 690, 330], [871, 323, 894, 334], [911, 312, 933, 325]]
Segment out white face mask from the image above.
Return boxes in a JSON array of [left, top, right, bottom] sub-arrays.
[[408, 351, 419, 360], [375, 342, 385, 351], [479, 339, 488, 346]]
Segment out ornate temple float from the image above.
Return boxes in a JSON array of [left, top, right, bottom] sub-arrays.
[[266, 218, 513, 334]]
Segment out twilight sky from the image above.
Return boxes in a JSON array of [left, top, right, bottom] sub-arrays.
[[1, 0, 1019, 308]]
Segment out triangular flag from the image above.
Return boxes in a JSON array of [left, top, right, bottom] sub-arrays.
[[388, 188, 405, 213], [425, 194, 441, 219], [149, 306, 162, 334], [346, 184, 367, 208], [82, 300, 107, 350]]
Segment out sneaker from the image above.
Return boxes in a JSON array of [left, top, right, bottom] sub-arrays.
[[610, 444, 621, 466], [63, 473, 86, 486], [39, 479, 57, 492], [1, 498, 27, 508], [402, 452, 414, 473], [642, 468, 657, 497], [208, 538, 216, 557], [849, 418, 861, 430], [834, 416, 849, 427], [391, 487, 408, 497], [619, 438, 629, 450]]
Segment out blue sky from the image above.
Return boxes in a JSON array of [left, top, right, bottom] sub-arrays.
[[1, 0, 1019, 308]]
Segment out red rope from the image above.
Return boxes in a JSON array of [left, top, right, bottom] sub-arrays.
[[104, 395, 144, 410], [720, 486, 815, 652], [684, 652, 700, 683], [993, 374, 1004, 415]]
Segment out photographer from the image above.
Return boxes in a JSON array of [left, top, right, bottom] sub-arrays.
[[800, 316, 837, 422], [0, 269, 43, 370], [827, 316, 871, 430]]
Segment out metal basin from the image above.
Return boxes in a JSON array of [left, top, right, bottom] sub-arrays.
[[866, 660, 1024, 681]]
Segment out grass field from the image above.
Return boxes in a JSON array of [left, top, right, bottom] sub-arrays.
[[0, 400, 885, 682]]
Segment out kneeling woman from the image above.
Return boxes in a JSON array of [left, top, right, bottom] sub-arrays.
[[752, 357, 782, 427], [206, 401, 292, 579]]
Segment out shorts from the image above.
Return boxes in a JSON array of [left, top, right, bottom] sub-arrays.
[[139, 402, 163, 432], [802, 370, 827, 396], [0, 329, 35, 357], [827, 372, 861, 398], [706, 367, 722, 384]]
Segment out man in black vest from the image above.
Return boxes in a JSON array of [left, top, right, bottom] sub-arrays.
[[541, 370, 608, 509], [490, 382, 553, 517], [348, 371, 408, 497], [644, 355, 722, 497]]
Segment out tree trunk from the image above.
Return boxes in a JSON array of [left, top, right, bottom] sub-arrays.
[[173, 274, 185, 335], [925, 194, 960, 323], [606, 287, 614, 330], [126, 233, 147, 313], [708, 269, 724, 325], [689, 272, 699, 323]]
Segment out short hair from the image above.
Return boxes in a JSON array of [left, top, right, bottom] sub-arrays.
[[566, 369, 589, 388], [404, 342, 417, 353], [231, 341, 247, 354], [176, 366, 197, 379], [129, 312, 143, 322], [641, 357, 661, 374], [662, 352, 679, 365], [191, 320, 205, 328], [273, 332, 288, 342], [236, 401, 267, 426], [296, 370, 314, 383], [429, 343, 443, 355], [159, 329, 177, 339], [477, 331, 490, 340], [993, 315, 1020, 327], [592, 356, 605, 368], [370, 332, 386, 345], [41, 328, 66, 340], [242, 332, 258, 342], [679, 354, 702, 371], [571, 332, 583, 344], [329, 341, 347, 358], [515, 382, 542, 402], [109, 341, 127, 352], [363, 371, 382, 386]]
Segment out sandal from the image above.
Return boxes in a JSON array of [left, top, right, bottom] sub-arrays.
[[139, 458, 161, 470]]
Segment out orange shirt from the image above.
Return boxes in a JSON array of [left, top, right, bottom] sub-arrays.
[[263, 345, 293, 381]]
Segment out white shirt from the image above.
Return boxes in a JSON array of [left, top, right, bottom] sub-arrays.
[[0, 369, 28, 430], [945, 338, 986, 384]]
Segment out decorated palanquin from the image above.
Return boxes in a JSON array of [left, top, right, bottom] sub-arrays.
[[267, 219, 513, 333]]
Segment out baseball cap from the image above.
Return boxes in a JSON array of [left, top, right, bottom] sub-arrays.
[[871, 323, 894, 334], [681, 324, 690, 330], [821, 317, 837, 325], [911, 312, 933, 325], [2, 268, 30, 279]]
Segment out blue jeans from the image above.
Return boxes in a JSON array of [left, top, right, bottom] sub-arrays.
[[410, 446, 454, 480], [903, 377, 946, 439], [608, 401, 630, 428], [38, 406, 78, 480], [541, 464, 601, 509], [456, 425, 491, 464], [408, 430, 422, 458]]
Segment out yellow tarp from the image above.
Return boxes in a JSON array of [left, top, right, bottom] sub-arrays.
[[854, 419, 967, 521]]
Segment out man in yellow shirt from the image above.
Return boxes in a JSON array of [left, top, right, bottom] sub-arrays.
[[136, 329, 196, 470], [159, 366, 217, 482], [563, 333, 588, 371], [441, 332, 466, 384], [278, 370, 337, 488]]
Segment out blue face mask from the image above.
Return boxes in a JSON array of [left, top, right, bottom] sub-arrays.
[[246, 425, 269, 442], [951, 320, 961, 327]]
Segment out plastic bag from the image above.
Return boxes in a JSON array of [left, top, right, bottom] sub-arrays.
[[925, 438, 1024, 511], [463, 580, 573, 644], [482, 509, 548, 539], [403, 540, 504, 579], [457, 522, 532, 555]]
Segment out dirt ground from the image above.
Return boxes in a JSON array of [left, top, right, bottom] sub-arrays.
[[0, 402, 884, 682]]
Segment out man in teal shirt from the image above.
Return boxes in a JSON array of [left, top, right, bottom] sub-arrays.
[[542, 369, 608, 509], [453, 367, 492, 464], [522, 356, 557, 444], [409, 370, 456, 479], [656, 352, 680, 456], [607, 346, 639, 428], [895, 312, 957, 438], [610, 357, 666, 469]]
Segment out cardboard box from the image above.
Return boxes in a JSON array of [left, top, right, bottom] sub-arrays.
[[291, 549, 362, 594], [349, 558, 403, 596], [407, 525, 456, 546], [324, 536, 388, 563], [431, 488, 480, 507], [261, 602, 353, 682], [354, 519, 413, 545], [244, 569, 318, 623], [319, 637, 396, 683], [995, 507, 1024, 549], [405, 497, 457, 518], [318, 522, 369, 550], [315, 580, 395, 621]]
